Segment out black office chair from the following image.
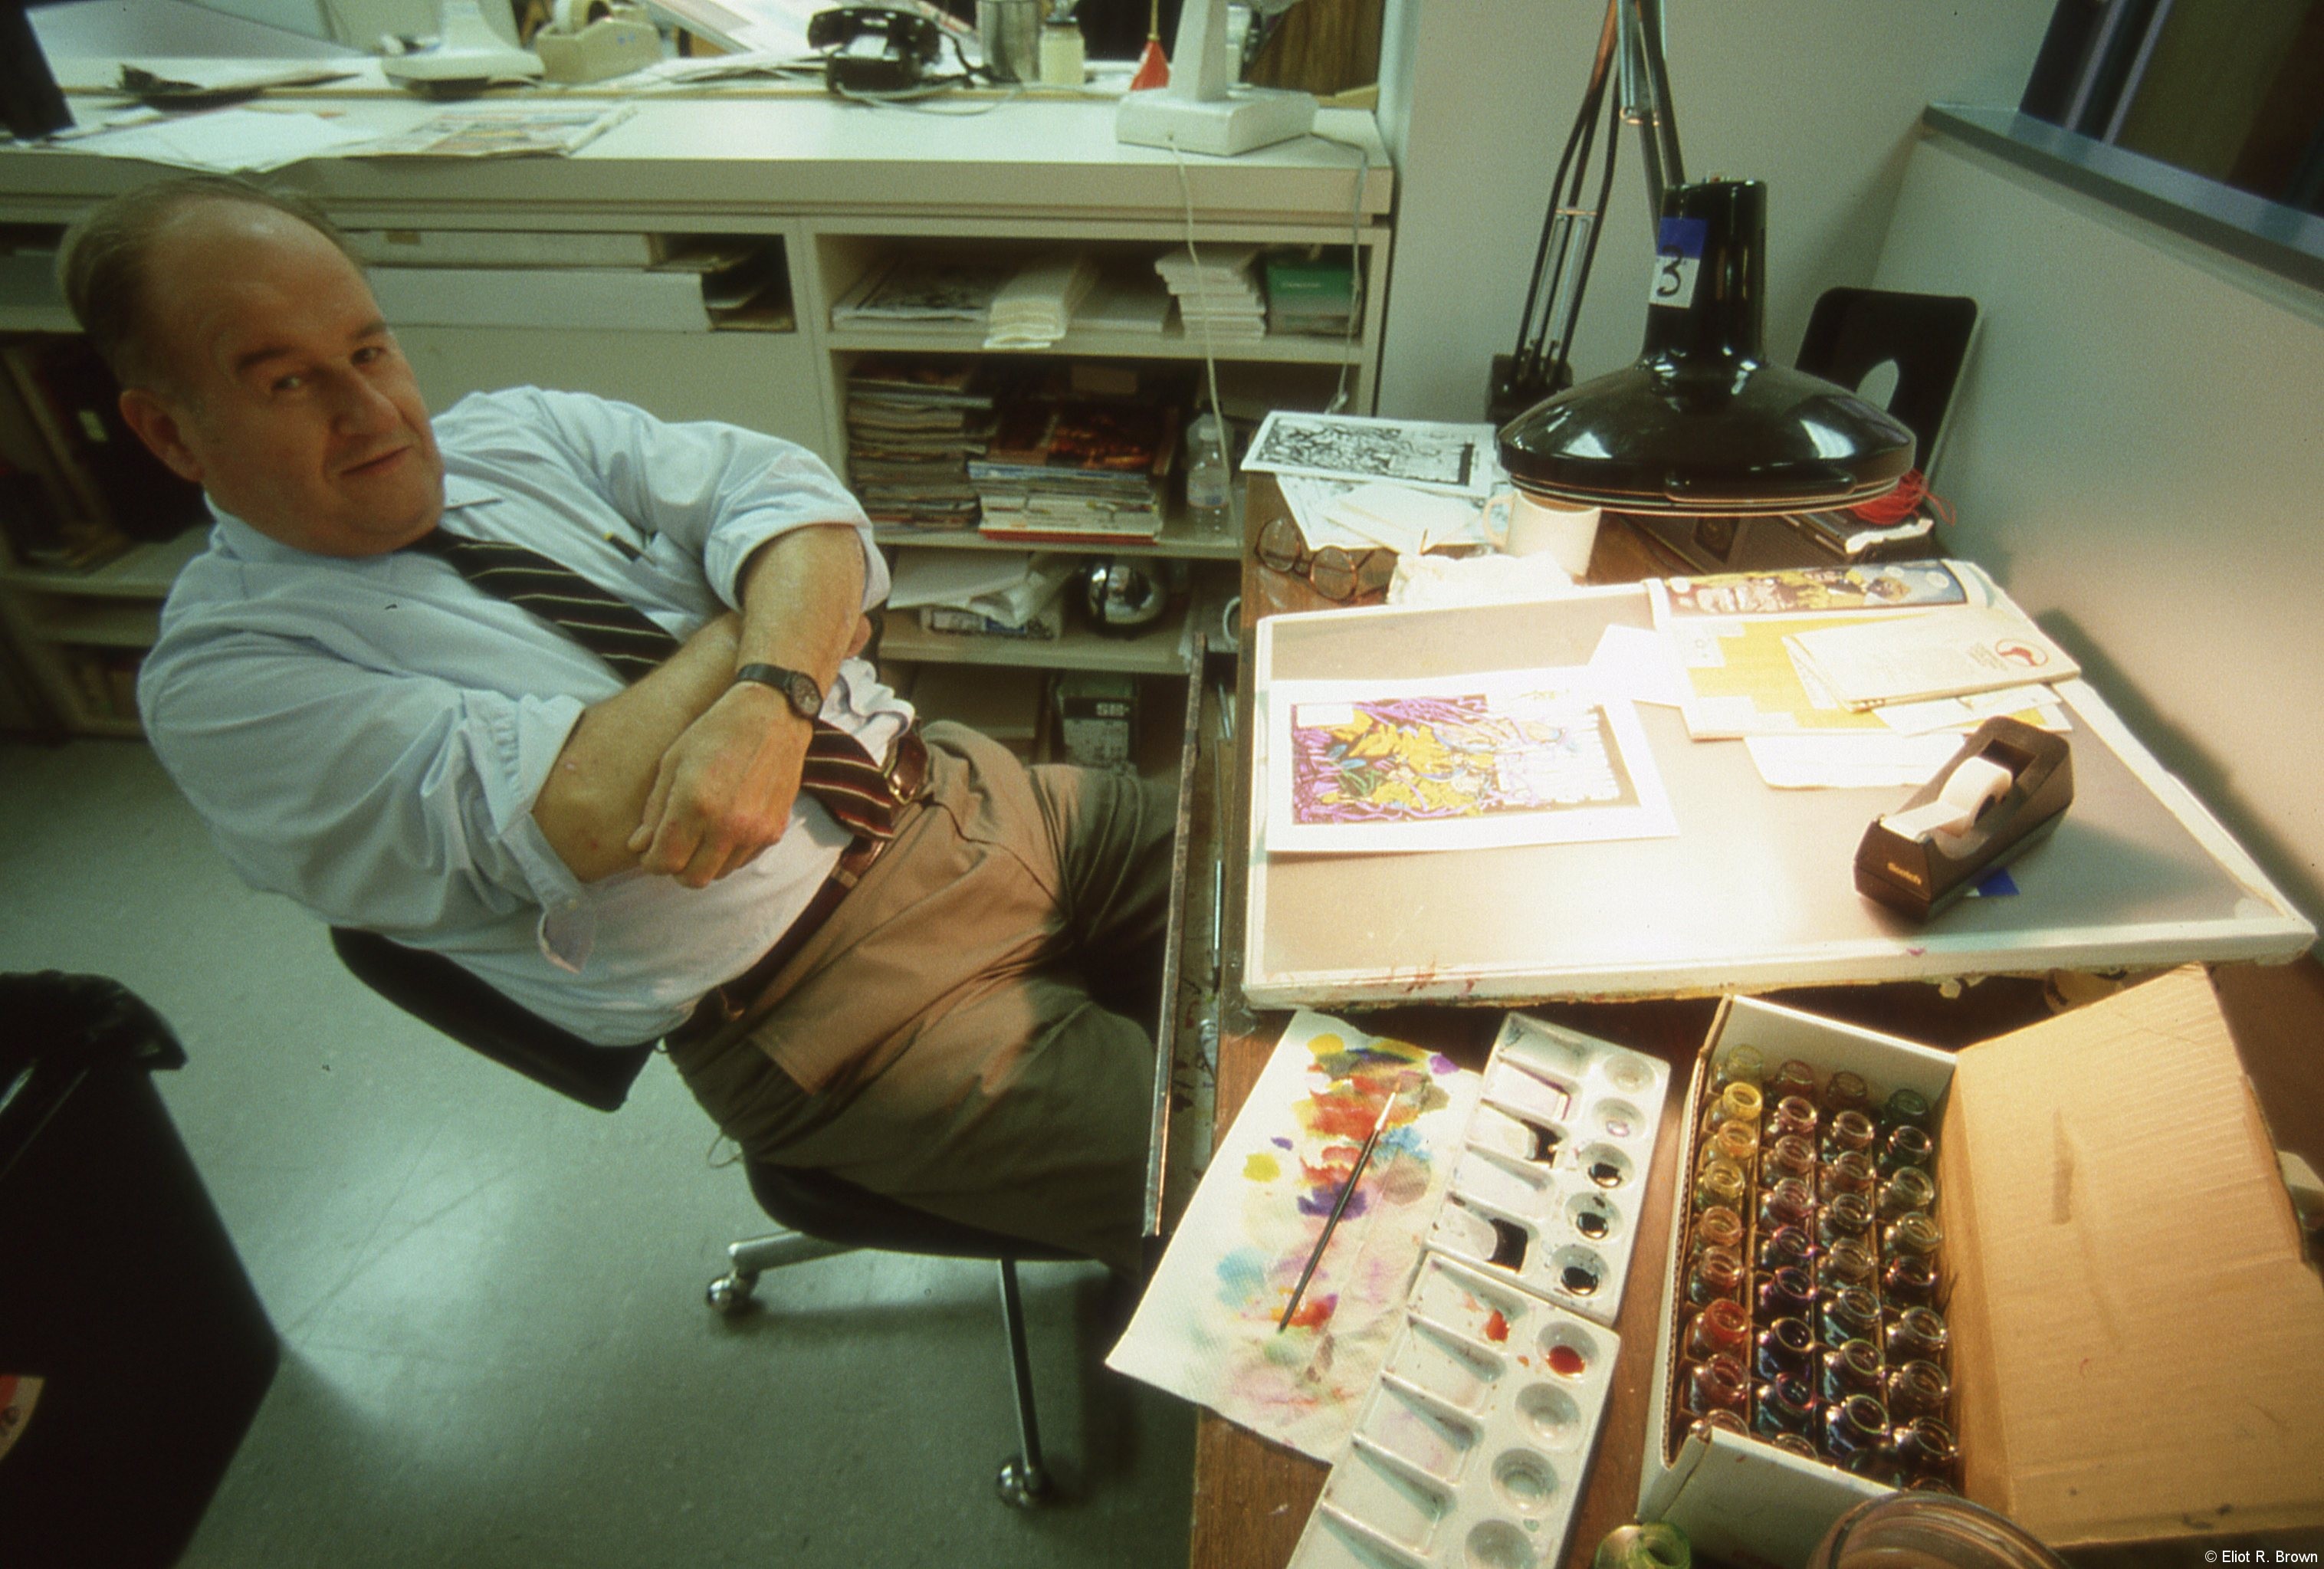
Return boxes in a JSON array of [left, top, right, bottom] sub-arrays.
[[327, 925, 1066, 1508]]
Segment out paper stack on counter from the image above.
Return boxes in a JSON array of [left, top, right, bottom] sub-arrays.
[[1785, 603, 2081, 710], [983, 252, 1099, 350], [1154, 244, 1266, 340]]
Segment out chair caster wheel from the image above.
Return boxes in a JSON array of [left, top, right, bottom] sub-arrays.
[[996, 1456, 1050, 1509], [706, 1269, 759, 1317]]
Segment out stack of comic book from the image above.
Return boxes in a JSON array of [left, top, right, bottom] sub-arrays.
[[843, 359, 997, 530]]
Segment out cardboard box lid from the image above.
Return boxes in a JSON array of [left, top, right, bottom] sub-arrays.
[[1946, 966, 2324, 1546]]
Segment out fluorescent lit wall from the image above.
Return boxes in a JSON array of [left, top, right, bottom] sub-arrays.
[[1873, 133, 2324, 934], [1375, 1, 2050, 421]]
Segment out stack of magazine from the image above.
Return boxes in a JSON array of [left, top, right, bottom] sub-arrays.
[[970, 397, 1178, 545], [844, 359, 997, 530]]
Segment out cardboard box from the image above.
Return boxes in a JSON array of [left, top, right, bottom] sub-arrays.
[[1053, 671, 1137, 768], [1640, 968, 2324, 1566]]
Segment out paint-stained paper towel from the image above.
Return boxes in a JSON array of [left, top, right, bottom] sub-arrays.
[[1106, 1011, 1482, 1461]]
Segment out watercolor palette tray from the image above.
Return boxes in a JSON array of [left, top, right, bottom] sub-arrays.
[[1287, 1252, 1620, 1569], [1424, 1014, 1672, 1327]]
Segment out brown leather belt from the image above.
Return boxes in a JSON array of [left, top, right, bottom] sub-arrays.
[[668, 724, 930, 1046]]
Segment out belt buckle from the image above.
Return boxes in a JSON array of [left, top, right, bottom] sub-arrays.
[[883, 726, 931, 806]]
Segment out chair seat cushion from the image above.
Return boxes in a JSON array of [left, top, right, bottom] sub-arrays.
[[746, 1161, 1078, 1262]]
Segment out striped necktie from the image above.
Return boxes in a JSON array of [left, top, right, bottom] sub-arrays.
[[411, 527, 907, 840]]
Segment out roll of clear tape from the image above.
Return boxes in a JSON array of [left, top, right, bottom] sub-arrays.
[[1881, 755, 2014, 841]]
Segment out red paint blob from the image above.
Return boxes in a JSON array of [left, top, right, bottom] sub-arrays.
[[1548, 1344, 1587, 1377], [1287, 1292, 1338, 1330], [1482, 1309, 1510, 1343]]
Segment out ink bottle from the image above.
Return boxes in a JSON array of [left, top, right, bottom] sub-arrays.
[[1759, 1176, 1816, 1233], [1821, 1068, 1871, 1118], [1818, 1237, 1878, 1293], [1768, 1093, 1820, 1144], [1879, 1123, 1935, 1176], [1682, 1353, 1749, 1419], [1712, 1041, 1766, 1093], [1886, 1304, 1951, 1367], [1892, 1413, 1961, 1486], [1689, 1408, 1747, 1441], [1876, 1165, 1938, 1221], [1821, 1108, 1876, 1161], [1692, 1203, 1745, 1260], [1883, 1210, 1944, 1265], [1761, 1133, 1817, 1188], [1818, 1191, 1876, 1248], [1880, 1085, 1934, 1133], [1882, 1252, 1939, 1308], [1701, 1116, 1759, 1170], [1769, 1059, 1820, 1104], [1755, 1315, 1815, 1382], [1686, 1298, 1751, 1362], [1758, 1223, 1817, 1276], [1686, 1244, 1745, 1307], [1820, 1337, 1883, 1404], [1767, 1431, 1820, 1460], [1695, 1157, 1748, 1214], [1753, 1372, 1817, 1438], [1823, 1393, 1892, 1472], [1757, 1265, 1816, 1323], [1701, 1080, 1764, 1136], [1886, 1358, 1950, 1420], [1820, 1149, 1877, 1202], [1820, 1285, 1883, 1347]]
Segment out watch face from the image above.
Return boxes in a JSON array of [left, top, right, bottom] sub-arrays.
[[783, 671, 821, 717]]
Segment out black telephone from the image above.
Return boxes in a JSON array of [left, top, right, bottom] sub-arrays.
[[808, 7, 947, 92]]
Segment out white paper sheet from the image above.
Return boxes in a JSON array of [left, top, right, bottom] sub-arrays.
[[1263, 668, 1677, 855], [1105, 1011, 1482, 1462], [64, 106, 377, 172], [1744, 732, 1965, 790], [1244, 412, 1500, 499]]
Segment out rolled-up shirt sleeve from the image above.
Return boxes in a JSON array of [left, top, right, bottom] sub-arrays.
[[140, 624, 595, 967]]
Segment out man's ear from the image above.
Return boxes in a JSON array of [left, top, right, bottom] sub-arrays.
[[117, 387, 204, 484]]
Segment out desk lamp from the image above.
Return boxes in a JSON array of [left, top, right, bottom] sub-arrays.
[[1114, 0, 1315, 156], [1495, 0, 1914, 516]]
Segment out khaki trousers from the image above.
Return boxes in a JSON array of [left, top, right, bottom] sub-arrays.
[[665, 722, 1173, 1273]]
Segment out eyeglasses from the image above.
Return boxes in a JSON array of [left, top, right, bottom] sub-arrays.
[[1256, 516, 1393, 603]]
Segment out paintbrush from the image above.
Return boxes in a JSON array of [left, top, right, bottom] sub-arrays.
[[1278, 1076, 1410, 1331]]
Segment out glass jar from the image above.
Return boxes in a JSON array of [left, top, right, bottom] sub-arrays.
[[1768, 1431, 1820, 1460], [1758, 1265, 1817, 1323], [1755, 1315, 1815, 1382], [1690, 1408, 1748, 1440], [1769, 1094, 1820, 1144], [1879, 1123, 1935, 1175], [1702, 1080, 1764, 1135], [1877, 1166, 1939, 1221], [1693, 1204, 1745, 1259], [1686, 1244, 1745, 1307], [1823, 1393, 1892, 1470], [1713, 1041, 1767, 1092], [1760, 1176, 1816, 1233], [1758, 1223, 1817, 1276], [1879, 1087, 1936, 1135], [1820, 1285, 1883, 1347], [1686, 1298, 1751, 1362], [1822, 1069, 1871, 1118], [1682, 1353, 1749, 1418], [1885, 1211, 1944, 1263], [1820, 1338, 1883, 1404], [1695, 1157, 1748, 1214], [1886, 1358, 1950, 1420], [1821, 1149, 1877, 1202], [1892, 1414, 1961, 1485], [1702, 1117, 1759, 1170], [1822, 1108, 1876, 1160], [1770, 1059, 1820, 1104], [1805, 1493, 2069, 1569], [1887, 1304, 1951, 1366], [1819, 1191, 1876, 1248], [1754, 1372, 1817, 1437], [1819, 1237, 1878, 1293], [1883, 1252, 1940, 1308], [1762, 1133, 1818, 1187]]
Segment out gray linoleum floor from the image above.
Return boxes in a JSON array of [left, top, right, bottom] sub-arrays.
[[0, 736, 1196, 1569]]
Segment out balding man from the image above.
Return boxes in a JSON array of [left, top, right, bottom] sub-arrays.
[[68, 176, 1167, 1269]]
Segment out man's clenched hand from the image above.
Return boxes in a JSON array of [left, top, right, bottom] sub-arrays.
[[628, 681, 806, 888]]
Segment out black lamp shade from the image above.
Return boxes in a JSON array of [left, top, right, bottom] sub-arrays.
[[1498, 180, 1915, 515]]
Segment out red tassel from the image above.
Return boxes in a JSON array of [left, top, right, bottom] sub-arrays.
[[1130, 35, 1169, 90]]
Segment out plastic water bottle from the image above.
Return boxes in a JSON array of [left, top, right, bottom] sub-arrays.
[[1185, 413, 1229, 530]]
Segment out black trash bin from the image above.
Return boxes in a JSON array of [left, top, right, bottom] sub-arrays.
[[0, 973, 279, 1568]]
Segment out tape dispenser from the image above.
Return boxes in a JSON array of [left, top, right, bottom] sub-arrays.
[[534, 0, 661, 83], [1854, 715, 2073, 921]]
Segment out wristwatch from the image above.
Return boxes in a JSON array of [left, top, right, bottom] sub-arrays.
[[733, 661, 823, 720]]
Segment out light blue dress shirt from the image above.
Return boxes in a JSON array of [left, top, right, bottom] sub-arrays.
[[140, 387, 911, 1046]]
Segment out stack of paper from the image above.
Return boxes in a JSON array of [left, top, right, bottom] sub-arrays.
[[983, 253, 1099, 350], [830, 257, 1011, 327], [1154, 245, 1266, 340], [844, 359, 997, 530], [968, 398, 1178, 545], [889, 549, 1073, 640]]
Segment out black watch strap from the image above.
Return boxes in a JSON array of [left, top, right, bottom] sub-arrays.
[[734, 661, 824, 720]]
